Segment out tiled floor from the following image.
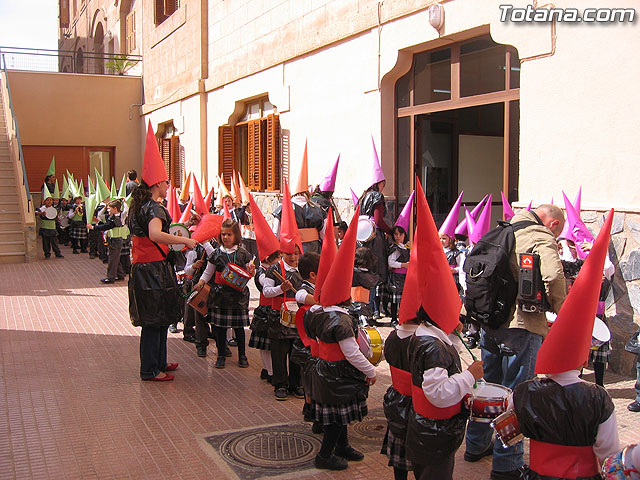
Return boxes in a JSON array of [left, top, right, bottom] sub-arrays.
[[1, 244, 639, 479]]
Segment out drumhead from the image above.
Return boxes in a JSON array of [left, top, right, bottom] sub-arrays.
[[357, 328, 373, 358], [473, 382, 511, 398], [44, 206, 58, 220], [356, 217, 375, 243], [593, 317, 610, 342], [169, 223, 190, 251], [228, 263, 250, 277]]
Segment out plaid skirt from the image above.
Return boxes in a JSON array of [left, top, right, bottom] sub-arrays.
[[590, 316, 611, 364], [210, 307, 250, 328], [311, 398, 368, 426], [120, 237, 131, 256], [248, 330, 271, 350], [69, 222, 88, 240], [381, 428, 412, 471]]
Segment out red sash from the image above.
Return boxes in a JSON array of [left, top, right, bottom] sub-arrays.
[[530, 440, 599, 478], [392, 267, 407, 274], [132, 236, 167, 264], [296, 306, 312, 348], [309, 339, 319, 357], [390, 366, 412, 396], [318, 341, 345, 361], [259, 293, 270, 306], [411, 384, 461, 420]]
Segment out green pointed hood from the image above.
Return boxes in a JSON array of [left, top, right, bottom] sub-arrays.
[[84, 193, 97, 224], [110, 178, 118, 199], [52, 180, 60, 199], [46, 157, 55, 177], [118, 173, 127, 198], [42, 186, 52, 201]]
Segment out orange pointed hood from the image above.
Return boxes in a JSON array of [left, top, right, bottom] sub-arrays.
[[231, 170, 242, 205], [415, 179, 461, 334], [179, 172, 191, 202], [249, 193, 280, 261], [292, 140, 309, 195], [314, 208, 337, 303], [238, 172, 251, 205], [320, 206, 360, 306], [142, 120, 168, 187], [535, 209, 614, 375], [279, 179, 303, 254]]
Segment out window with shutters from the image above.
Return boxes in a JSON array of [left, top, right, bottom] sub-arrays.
[[125, 11, 136, 53], [218, 98, 281, 193], [155, 0, 179, 25], [159, 135, 183, 188]]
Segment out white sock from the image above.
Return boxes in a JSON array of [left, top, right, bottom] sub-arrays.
[[261, 350, 273, 375]]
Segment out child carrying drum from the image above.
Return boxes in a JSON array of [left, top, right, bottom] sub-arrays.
[[196, 218, 256, 369]]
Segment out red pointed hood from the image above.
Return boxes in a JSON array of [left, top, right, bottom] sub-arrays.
[[142, 120, 168, 187], [192, 176, 207, 216], [398, 227, 419, 324], [320, 206, 360, 306], [415, 179, 462, 334], [191, 214, 223, 244], [203, 187, 214, 212], [314, 208, 337, 302], [249, 193, 280, 261], [279, 179, 303, 254], [222, 201, 231, 221], [293, 140, 309, 195], [535, 209, 614, 375], [178, 198, 192, 224]]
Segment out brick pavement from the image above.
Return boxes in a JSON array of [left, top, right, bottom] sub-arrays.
[[1, 245, 639, 479]]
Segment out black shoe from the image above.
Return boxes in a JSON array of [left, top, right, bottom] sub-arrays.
[[44, 254, 51, 259], [311, 421, 323, 434], [490, 466, 529, 480], [197, 347, 207, 357], [335, 445, 364, 462], [72, 249, 79, 254], [215, 357, 226, 369], [223, 348, 232, 357], [183, 335, 196, 343], [314, 454, 348, 471], [390, 319, 399, 328], [464, 445, 494, 462], [628, 401, 640, 412], [208, 331, 215, 339], [168, 324, 179, 334], [55, 254, 64, 258], [289, 386, 305, 399], [89, 254, 95, 258], [227, 338, 238, 347], [260, 369, 269, 380], [267, 375, 273, 384], [274, 388, 288, 401], [115, 276, 125, 281], [238, 356, 249, 368], [100, 278, 115, 284]]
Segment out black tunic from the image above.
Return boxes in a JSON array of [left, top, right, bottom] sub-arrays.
[[273, 200, 326, 254], [206, 246, 253, 310], [513, 378, 615, 480], [128, 200, 180, 328], [387, 244, 410, 300], [360, 191, 389, 282], [265, 263, 303, 339], [406, 334, 468, 464], [383, 330, 413, 439], [310, 311, 368, 405]]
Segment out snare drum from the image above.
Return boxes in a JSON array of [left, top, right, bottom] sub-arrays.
[[357, 326, 384, 366], [220, 263, 251, 291], [280, 301, 298, 328], [187, 283, 210, 315], [356, 216, 376, 244], [491, 410, 524, 448], [168, 223, 190, 251], [44, 206, 58, 220], [592, 317, 611, 350], [466, 382, 511, 423]]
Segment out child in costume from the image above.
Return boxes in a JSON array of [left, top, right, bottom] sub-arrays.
[[196, 218, 256, 369], [87, 199, 129, 283], [309, 207, 376, 471], [68, 196, 88, 254], [387, 226, 410, 327], [36, 189, 64, 258], [512, 210, 620, 480]]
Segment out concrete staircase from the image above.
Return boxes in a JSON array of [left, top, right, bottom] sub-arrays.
[[0, 74, 35, 263]]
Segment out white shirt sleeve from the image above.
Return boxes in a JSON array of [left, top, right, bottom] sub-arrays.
[[202, 242, 215, 257], [338, 337, 376, 378], [603, 255, 615, 281], [295, 289, 310, 304], [199, 261, 216, 283], [388, 249, 402, 269], [593, 411, 621, 460], [261, 274, 284, 298], [272, 216, 280, 237], [183, 250, 198, 276], [421, 367, 476, 408], [458, 252, 467, 292]]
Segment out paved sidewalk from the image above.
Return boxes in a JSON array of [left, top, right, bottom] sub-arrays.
[[1, 245, 639, 479]]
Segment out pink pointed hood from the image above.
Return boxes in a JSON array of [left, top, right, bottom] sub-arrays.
[[558, 192, 576, 242], [394, 190, 415, 232], [464, 207, 477, 244], [501, 191, 515, 221], [574, 187, 582, 213], [439, 190, 463, 239], [350, 188, 359, 206], [563, 191, 594, 259], [319, 154, 340, 192], [526, 200, 532, 211], [470, 194, 493, 244], [455, 194, 488, 237], [369, 136, 385, 188]]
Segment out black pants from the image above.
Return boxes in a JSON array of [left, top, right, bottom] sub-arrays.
[[318, 423, 348, 458], [215, 326, 246, 357], [120, 253, 131, 275], [270, 337, 300, 390], [70, 237, 88, 251], [88, 229, 100, 256], [106, 238, 125, 280], [183, 303, 210, 348], [413, 453, 455, 480], [139, 326, 168, 379], [41, 231, 61, 256]]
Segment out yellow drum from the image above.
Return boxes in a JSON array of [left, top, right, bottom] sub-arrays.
[[357, 326, 384, 366]]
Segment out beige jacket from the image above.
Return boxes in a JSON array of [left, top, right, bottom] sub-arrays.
[[508, 210, 567, 336]]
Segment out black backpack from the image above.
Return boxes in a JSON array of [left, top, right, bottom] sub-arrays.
[[463, 220, 536, 330]]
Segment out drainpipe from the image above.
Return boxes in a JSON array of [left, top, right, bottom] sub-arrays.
[[200, 0, 209, 184]]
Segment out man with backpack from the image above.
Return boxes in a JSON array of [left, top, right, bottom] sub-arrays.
[[463, 204, 567, 480]]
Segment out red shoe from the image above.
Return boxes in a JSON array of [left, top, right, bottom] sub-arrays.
[[164, 363, 179, 371], [144, 373, 174, 382]]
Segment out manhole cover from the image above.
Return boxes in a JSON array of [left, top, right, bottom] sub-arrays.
[[203, 423, 322, 479], [221, 429, 321, 469], [350, 414, 388, 443]]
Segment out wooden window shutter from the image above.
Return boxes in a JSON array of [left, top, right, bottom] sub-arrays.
[[218, 126, 235, 190], [160, 138, 171, 181], [164, 0, 178, 16], [170, 136, 181, 186], [155, 0, 166, 24], [247, 120, 263, 190], [265, 114, 281, 191], [126, 11, 135, 53]]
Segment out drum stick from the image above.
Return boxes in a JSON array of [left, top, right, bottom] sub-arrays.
[[453, 329, 481, 389], [272, 270, 286, 283]]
